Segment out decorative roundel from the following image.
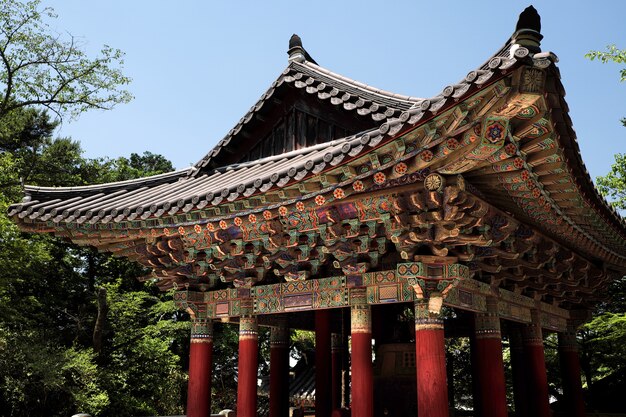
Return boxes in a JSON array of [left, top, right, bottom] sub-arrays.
[[296, 201, 305, 212], [333, 188, 345, 199], [538, 196, 546, 206], [514, 158, 525, 169], [424, 173, 445, 192], [420, 150, 434, 162], [178, 226, 186, 235], [353, 180, 364, 192], [445, 138, 459, 151], [315, 195, 326, 206], [164, 228, 170, 236], [278, 206, 288, 216], [485, 122, 506, 143], [194, 224, 202, 233], [207, 223, 215, 232], [504, 143, 517, 156], [374, 172, 386, 185], [151, 229, 157, 236], [521, 171, 530, 181], [219, 220, 228, 229], [234, 217, 243, 226], [263, 210, 273, 220], [526, 179, 535, 189], [532, 187, 541, 198], [394, 162, 408, 176], [248, 214, 257, 224]]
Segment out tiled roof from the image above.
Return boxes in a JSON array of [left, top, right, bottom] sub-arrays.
[[8, 41, 524, 226], [190, 59, 423, 174]]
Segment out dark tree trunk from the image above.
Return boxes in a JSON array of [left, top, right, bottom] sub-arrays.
[[93, 287, 108, 354]]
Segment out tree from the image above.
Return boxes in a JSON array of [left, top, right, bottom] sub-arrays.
[[0, 0, 132, 121], [586, 45, 626, 126], [596, 153, 626, 211]]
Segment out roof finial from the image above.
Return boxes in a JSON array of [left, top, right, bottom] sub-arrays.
[[512, 5, 543, 53], [287, 34, 317, 64]]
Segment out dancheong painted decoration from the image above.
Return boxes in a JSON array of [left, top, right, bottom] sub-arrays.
[[8, 6, 625, 417]]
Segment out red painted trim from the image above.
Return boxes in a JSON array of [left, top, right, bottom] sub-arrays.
[[331, 343, 341, 410], [270, 344, 289, 417], [524, 342, 551, 417], [474, 337, 508, 417], [510, 331, 530, 417], [316, 310, 332, 417], [559, 348, 586, 417], [415, 328, 449, 417], [237, 338, 258, 417], [351, 332, 373, 417], [187, 341, 213, 417]]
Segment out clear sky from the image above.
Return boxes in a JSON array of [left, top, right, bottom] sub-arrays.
[[41, 0, 625, 182]]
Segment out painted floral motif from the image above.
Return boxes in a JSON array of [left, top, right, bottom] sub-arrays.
[[234, 217, 243, 226], [296, 201, 305, 212], [163, 228, 170, 236], [446, 138, 459, 150], [514, 158, 524, 169], [278, 206, 288, 216], [333, 188, 345, 199], [394, 162, 408, 176], [504, 143, 517, 156], [420, 150, 433, 162], [194, 224, 202, 233], [353, 180, 364, 192], [178, 226, 186, 235], [249, 214, 257, 223], [374, 172, 386, 185], [532, 188, 541, 198], [207, 223, 215, 232], [219, 220, 228, 229], [315, 195, 326, 206], [263, 210, 273, 220], [486, 122, 506, 142]]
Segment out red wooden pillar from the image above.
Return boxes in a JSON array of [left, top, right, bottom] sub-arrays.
[[316, 310, 332, 417], [187, 319, 213, 417], [522, 310, 551, 417], [237, 316, 259, 417], [473, 298, 507, 417], [558, 324, 586, 417], [270, 319, 290, 417], [509, 325, 530, 417], [350, 288, 373, 417], [331, 333, 342, 411], [414, 299, 449, 417]]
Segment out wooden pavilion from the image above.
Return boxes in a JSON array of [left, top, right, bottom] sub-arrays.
[[8, 6, 626, 417]]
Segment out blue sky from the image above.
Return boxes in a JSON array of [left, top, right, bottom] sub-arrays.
[[42, 1, 625, 181]]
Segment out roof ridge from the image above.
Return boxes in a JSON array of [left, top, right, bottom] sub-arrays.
[[22, 167, 190, 194], [296, 60, 423, 103]]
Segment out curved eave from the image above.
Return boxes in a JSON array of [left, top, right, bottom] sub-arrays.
[[547, 66, 626, 237]]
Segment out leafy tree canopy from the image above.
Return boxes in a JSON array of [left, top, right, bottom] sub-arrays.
[[586, 45, 625, 127], [0, 0, 132, 121]]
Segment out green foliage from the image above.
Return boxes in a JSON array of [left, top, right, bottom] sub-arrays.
[[0, 0, 132, 120], [0, 104, 190, 416], [586, 45, 626, 82], [586, 45, 626, 126], [596, 153, 626, 211]]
